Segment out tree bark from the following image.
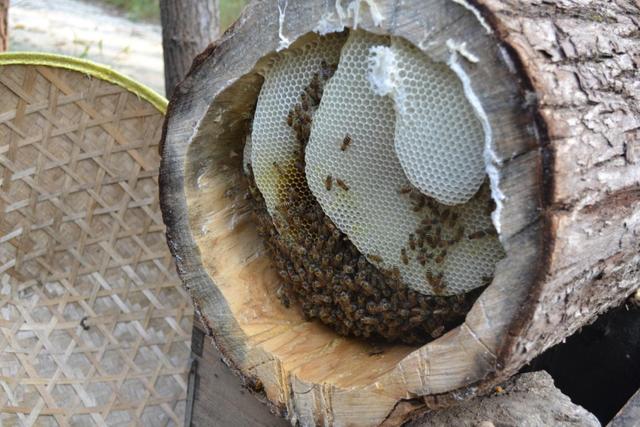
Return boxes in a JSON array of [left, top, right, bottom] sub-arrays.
[[158, 0, 640, 425], [159, 0, 220, 98], [0, 0, 8, 52]]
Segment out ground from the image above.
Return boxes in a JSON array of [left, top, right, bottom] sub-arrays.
[[9, 0, 165, 94]]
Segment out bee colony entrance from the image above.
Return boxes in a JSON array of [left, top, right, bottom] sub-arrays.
[[243, 29, 505, 345], [165, 0, 545, 424]]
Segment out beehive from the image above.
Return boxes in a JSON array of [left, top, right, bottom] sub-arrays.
[[160, 0, 640, 425]]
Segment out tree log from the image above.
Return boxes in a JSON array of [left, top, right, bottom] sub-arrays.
[[0, 0, 8, 52], [407, 371, 599, 427], [159, 0, 220, 98], [159, 0, 640, 425]]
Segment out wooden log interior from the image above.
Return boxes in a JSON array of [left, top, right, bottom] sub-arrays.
[[160, 1, 640, 425]]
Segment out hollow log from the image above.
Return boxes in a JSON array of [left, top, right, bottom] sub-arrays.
[[159, 0, 640, 425]]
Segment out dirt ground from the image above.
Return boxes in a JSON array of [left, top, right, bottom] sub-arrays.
[[8, 0, 165, 95]]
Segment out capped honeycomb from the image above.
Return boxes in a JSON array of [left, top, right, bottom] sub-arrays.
[[304, 30, 503, 296], [389, 37, 486, 205], [250, 33, 346, 234]]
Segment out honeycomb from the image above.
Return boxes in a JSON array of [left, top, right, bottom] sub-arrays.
[[304, 30, 503, 295], [389, 37, 486, 205], [250, 32, 346, 233], [245, 81, 478, 344]]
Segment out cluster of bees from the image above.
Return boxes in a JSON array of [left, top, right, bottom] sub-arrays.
[[399, 184, 497, 294], [245, 60, 481, 345]]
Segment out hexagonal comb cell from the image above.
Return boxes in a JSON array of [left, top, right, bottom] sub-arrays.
[[304, 30, 503, 296]]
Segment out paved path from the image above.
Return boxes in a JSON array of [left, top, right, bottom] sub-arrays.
[[8, 0, 165, 95]]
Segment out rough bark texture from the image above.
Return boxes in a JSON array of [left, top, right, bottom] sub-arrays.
[[609, 387, 640, 427], [474, 0, 640, 382], [0, 0, 8, 52], [158, 0, 640, 425], [159, 0, 220, 98], [408, 372, 600, 427]]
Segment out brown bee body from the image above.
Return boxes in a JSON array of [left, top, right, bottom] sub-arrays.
[[340, 134, 352, 151], [408, 233, 416, 251], [368, 254, 383, 264], [325, 175, 333, 191], [468, 230, 487, 240], [401, 248, 409, 265], [336, 178, 349, 191]]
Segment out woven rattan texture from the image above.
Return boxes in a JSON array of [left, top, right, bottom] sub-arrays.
[[0, 64, 192, 426]]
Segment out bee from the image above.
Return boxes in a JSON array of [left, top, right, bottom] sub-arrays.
[[400, 248, 409, 265], [300, 93, 309, 111], [286, 110, 294, 127], [416, 253, 427, 266], [409, 315, 424, 325], [320, 60, 337, 80], [399, 185, 412, 194], [340, 134, 352, 151], [368, 254, 383, 264], [325, 175, 333, 191], [435, 254, 444, 264], [360, 281, 375, 296], [426, 271, 445, 294], [408, 233, 416, 250], [336, 178, 349, 191], [361, 316, 378, 326], [468, 230, 488, 240], [441, 209, 450, 222], [430, 326, 445, 339]]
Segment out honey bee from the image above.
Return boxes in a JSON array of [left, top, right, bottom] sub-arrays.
[[405, 235, 414, 252], [340, 134, 352, 151], [400, 248, 409, 265], [368, 254, 383, 263], [300, 93, 309, 111], [336, 178, 349, 191], [468, 230, 488, 240], [325, 175, 333, 191], [399, 185, 412, 194], [426, 271, 445, 294], [431, 326, 445, 338], [286, 110, 294, 127], [361, 316, 378, 326]]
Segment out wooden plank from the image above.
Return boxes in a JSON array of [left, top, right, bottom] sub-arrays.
[[187, 315, 288, 427]]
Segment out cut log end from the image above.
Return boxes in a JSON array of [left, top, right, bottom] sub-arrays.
[[159, 0, 640, 425]]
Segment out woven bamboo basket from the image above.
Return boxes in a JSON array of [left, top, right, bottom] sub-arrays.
[[0, 53, 192, 426]]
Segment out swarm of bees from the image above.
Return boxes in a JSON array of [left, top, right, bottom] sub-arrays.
[[244, 60, 482, 345], [397, 183, 497, 294]]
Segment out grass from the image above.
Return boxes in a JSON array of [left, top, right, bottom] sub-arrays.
[[95, 0, 249, 31]]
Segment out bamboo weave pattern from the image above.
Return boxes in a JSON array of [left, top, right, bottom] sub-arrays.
[[0, 61, 192, 426]]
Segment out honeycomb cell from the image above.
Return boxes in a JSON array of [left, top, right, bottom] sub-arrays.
[[250, 33, 346, 232], [304, 30, 503, 295], [390, 37, 486, 206]]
